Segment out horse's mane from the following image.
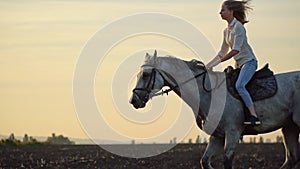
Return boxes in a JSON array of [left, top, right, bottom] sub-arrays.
[[155, 56, 206, 72], [185, 59, 206, 72]]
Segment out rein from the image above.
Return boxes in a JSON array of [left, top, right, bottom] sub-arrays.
[[150, 69, 209, 98]]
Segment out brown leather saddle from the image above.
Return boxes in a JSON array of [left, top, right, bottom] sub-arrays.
[[225, 64, 277, 102]]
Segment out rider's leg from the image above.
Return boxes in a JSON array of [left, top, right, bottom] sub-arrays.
[[235, 60, 260, 124], [248, 104, 257, 118]]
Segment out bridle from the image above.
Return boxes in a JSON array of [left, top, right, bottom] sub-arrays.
[[132, 68, 159, 102]]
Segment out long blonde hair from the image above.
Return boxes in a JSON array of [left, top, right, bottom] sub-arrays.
[[223, 0, 253, 24]]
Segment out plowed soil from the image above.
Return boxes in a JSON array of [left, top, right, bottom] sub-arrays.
[[1, 143, 299, 169]]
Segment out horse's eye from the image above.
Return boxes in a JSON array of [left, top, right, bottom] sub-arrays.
[[142, 72, 150, 79]]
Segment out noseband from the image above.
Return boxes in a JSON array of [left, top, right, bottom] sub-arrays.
[[132, 68, 156, 99]]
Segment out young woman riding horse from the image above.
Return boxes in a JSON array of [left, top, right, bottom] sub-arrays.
[[206, 0, 260, 125]]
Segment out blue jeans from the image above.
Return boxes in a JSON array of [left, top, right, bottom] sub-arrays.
[[235, 59, 258, 107]]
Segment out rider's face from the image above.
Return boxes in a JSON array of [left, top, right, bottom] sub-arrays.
[[219, 4, 233, 21]]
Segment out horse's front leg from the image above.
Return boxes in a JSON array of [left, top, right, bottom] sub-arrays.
[[224, 130, 241, 169], [201, 136, 224, 169]]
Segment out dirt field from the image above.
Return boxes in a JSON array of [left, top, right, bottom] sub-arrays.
[[0, 143, 299, 169]]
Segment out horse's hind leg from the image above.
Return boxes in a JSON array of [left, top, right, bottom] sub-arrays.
[[280, 122, 300, 169], [289, 102, 300, 167], [201, 136, 224, 169]]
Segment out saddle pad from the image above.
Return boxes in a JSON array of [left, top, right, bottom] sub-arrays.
[[225, 64, 278, 102]]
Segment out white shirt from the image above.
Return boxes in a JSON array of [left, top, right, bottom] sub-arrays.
[[217, 18, 257, 68]]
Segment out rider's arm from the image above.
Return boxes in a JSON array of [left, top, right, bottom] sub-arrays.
[[207, 24, 244, 69], [206, 29, 229, 69], [220, 24, 245, 62], [206, 49, 239, 69], [206, 55, 221, 69], [220, 49, 239, 62]]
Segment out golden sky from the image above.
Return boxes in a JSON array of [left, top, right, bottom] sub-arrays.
[[0, 0, 299, 143]]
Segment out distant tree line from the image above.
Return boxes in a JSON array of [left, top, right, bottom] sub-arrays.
[[130, 135, 288, 145], [45, 133, 75, 145], [0, 133, 74, 146]]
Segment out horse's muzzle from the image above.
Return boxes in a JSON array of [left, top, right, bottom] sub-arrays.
[[129, 93, 146, 109]]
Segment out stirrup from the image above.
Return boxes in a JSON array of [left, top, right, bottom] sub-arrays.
[[244, 116, 261, 125], [243, 121, 261, 125]]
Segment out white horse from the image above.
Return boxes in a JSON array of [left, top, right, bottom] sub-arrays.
[[130, 51, 300, 169]]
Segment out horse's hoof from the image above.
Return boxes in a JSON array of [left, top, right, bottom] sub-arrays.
[[200, 160, 214, 169], [280, 159, 294, 169]]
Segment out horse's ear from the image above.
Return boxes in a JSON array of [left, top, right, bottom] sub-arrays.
[[145, 52, 151, 61], [153, 50, 157, 58], [144, 50, 157, 64]]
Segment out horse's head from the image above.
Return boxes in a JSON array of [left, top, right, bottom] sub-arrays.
[[129, 50, 165, 109]]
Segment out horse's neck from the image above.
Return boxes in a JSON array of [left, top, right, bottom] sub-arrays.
[[169, 68, 224, 119], [156, 57, 213, 116]]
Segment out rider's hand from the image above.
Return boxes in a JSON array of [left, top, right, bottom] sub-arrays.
[[206, 63, 214, 70], [206, 55, 221, 70]]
